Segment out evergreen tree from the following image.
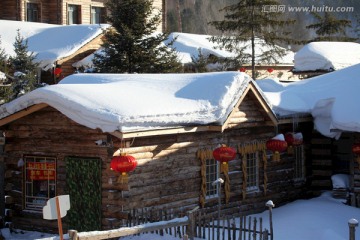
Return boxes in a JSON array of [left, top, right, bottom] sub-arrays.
[[306, 12, 356, 42], [0, 36, 10, 105], [208, 0, 295, 79], [7, 30, 39, 101], [190, 48, 209, 73], [93, 0, 182, 73]]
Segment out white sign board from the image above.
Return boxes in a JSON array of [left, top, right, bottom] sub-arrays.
[[43, 195, 70, 220]]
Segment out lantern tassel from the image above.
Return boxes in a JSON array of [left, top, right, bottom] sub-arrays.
[[287, 146, 294, 155], [117, 172, 128, 184], [357, 156, 360, 170], [273, 151, 281, 161]]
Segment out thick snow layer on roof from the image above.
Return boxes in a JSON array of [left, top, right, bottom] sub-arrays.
[[0, 72, 252, 133], [0, 20, 109, 70], [257, 63, 360, 139], [293, 42, 360, 72], [73, 32, 294, 69]]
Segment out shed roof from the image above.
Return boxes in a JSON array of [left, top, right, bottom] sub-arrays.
[[0, 20, 109, 70], [0, 72, 277, 137]]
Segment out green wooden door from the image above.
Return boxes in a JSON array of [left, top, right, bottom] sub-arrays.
[[65, 157, 102, 231]]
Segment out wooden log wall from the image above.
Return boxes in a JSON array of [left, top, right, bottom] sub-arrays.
[[1, 106, 109, 233], [0, 104, 311, 232]]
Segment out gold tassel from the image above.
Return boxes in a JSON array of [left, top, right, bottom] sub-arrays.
[[273, 151, 281, 161], [221, 163, 231, 204], [197, 149, 207, 208], [117, 172, 128, 184], [287, 146, 294, 155]]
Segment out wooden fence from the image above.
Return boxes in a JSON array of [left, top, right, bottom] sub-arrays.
[[68, 202, 275, 240]]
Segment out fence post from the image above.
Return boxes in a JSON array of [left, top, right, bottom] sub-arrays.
[[348, 218, 358, 240], [186, 206, 198, 240], [266, 200, 274, 240], [68, 230, 78, 240]]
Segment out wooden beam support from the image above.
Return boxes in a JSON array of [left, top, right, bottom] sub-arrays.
[[0, 103, 48, 127]]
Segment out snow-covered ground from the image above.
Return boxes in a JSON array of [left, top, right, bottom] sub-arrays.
[[2, 191, 359, 240]]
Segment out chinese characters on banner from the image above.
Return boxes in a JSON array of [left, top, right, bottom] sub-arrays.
[[27, 162, 56, 180]]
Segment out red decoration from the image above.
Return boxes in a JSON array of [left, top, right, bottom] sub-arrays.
[[54, 67, 62, 76], [239, 67, 246, 72], [285, 132, 303, 146], [267, 68, 274, 73], [110, 154, 137, 175], [352, 143, 360, 155], [213, 145, 236, 164], [266, 135, 288, 161]]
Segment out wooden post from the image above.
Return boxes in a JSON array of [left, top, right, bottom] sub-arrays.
[[348, 218, 358, 240], [68, 230, 78, 240], [266, 200, 275, 240], [55, 197, 64, 240], [186, 206, 198, 240]]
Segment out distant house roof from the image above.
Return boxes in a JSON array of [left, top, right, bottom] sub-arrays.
[[0, 20, 110, 70], [0, 72, 277, 137], [73, 32, 295, 69], [257, 63, 360, 139], [293, 42, 360, 72]]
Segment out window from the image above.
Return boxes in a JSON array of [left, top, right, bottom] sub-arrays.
[[294, 145, 305, 180], [246, 152, 259, 191], [24, 156, 56, 211], [27, 3, 40, 22], [68, 4, 81, 24], [91, 6, 105, 24], [206, 159, 219, 198]]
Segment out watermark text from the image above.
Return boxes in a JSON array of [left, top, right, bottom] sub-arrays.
[[262, 5, 354, 13]]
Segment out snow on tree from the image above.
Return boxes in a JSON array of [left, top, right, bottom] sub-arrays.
[[6, 30, 40, 102], [208, 0, 295, 79], [93, 0, 183, 73]]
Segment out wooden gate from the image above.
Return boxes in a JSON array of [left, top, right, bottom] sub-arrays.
[[65, 157, 102, 232]]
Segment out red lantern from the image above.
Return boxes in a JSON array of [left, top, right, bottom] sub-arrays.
[[110, 154, 137, 183], [239, 67, 246, 72], [285, 132, 303, 146], [352, 143, 360, 155], [213, 145, 236, 164], [266, 134, 288, 161], [267, 68, 274, 73], [54, 67, 62, 76]]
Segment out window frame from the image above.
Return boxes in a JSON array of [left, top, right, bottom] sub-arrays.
[[24, 156, 56, 212], [67, 4, 81, 25], [293, 145, 305, 181], [246, 151, 259, 192], [91, 6, 106, 24], [205, 158, 220, 199], [26, 2, 40, 22]]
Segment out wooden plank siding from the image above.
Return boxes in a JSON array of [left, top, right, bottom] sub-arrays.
[[0, 0, 165, 32], [0, 92, 311, 232]]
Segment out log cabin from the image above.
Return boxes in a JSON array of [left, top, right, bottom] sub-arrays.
[[0, 0, 165, 32], [0, 71, 314, 233]]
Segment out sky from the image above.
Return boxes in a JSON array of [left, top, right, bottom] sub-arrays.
[[1, 190, 359, 240]]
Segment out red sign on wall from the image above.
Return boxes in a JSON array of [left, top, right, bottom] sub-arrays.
[[27, 162, 56, 180]]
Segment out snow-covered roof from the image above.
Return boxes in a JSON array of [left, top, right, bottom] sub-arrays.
[[0, 20, 109, 70], [73, 32, 295, 69], [293, 42, 360, 72], [0, 71, 258, 133], [257, 63, 360, 139]]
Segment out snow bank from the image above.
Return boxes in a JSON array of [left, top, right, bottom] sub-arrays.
[[257, 63, 360, 138], [0, 72, 252, 133], [294, 42, 360, 72]]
